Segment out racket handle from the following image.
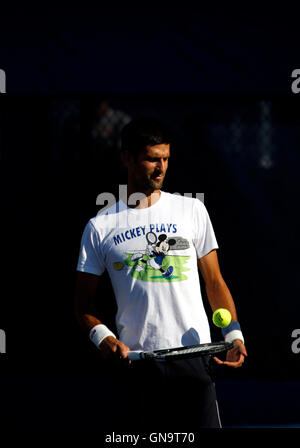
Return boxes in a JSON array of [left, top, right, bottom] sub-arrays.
[[127, 350, 143, 361]]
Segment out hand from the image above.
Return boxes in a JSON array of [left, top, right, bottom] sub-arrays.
[[213, 339, 247, 368], [99, 336, 131, 366]]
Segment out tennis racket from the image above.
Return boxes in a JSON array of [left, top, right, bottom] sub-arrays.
[[146, 231, 157, 245], [127, 341, 233, 361]]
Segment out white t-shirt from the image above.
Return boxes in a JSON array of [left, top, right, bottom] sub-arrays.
[[77, 191, 218, 351]]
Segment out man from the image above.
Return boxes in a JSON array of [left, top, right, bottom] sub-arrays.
[[75, 116, 247, 429]]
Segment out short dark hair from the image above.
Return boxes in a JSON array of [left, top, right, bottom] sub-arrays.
[[121, 116, 171, 157]]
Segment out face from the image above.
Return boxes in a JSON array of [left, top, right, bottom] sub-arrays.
[[125, 144, 170, 193], [157, 241, 169, 255]]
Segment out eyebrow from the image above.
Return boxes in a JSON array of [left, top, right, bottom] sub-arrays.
[[147, 155, 170, 160]]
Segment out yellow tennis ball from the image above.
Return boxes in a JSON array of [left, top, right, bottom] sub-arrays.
[[212, 308, 232, 328], [113, 261, 124, 271]]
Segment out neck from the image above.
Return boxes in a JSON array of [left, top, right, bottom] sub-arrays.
[[126, 182, 161, 209]]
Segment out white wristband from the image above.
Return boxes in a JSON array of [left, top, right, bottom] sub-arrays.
[[89, 324, 116, 349], [224, 329, 244, 344]]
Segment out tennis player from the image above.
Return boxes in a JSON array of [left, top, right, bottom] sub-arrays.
[[75, 117, 247, 429]]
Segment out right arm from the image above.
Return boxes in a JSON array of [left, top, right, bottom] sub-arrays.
[[74, 271, 130, 361]]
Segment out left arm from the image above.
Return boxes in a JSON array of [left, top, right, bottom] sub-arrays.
[[198, 249, 247, 368]]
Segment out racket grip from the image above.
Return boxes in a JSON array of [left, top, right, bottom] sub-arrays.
[[127, 350, 143, 361]]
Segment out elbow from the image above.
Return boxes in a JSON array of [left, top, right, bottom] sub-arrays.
[[205, 274, 225, 292]]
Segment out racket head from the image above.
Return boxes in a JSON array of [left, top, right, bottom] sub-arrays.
[[143, 341, 234, 361], [146, 231, 157, 245]]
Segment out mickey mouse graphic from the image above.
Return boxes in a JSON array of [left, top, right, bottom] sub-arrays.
[[134, 232, 176, 278]]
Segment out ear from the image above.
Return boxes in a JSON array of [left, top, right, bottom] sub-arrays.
[[158, 234, 167, 242], [167, 239, 176, 246], [121, 149, 134, 168]]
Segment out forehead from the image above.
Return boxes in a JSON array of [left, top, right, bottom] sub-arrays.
[[144, 144, 170, 158]]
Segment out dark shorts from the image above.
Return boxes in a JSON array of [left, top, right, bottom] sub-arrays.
[[116, 355, 221, 430]]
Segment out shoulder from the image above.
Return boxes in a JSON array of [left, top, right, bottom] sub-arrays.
[[162, 191, 205, 211], [89, 201, 127, 232]]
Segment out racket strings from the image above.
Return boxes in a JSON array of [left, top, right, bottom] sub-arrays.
[[163, 344, 220, 357]]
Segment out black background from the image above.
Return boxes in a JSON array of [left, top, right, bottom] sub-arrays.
[[0, 3, 300, 433]]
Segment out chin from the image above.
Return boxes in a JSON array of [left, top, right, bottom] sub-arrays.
[[150, 177, 164, 189]]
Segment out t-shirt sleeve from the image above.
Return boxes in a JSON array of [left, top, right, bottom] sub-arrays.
[[76, 220, 106, 275], [192, 199, 219, 258]]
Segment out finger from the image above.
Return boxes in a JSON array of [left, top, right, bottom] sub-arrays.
[[234, 342, 248, 357], [241, 348, 248, 357], [119, 349, 132, 366], [224, 355, 244, 366], [120, 347, 130, 359], [229, 349, 245, 360], [117, 344, 131, 362], [223, 355, 245, 368], [213, 356, 224, 364], [223, 360, 244, 368], [121, 357, 132, 366]]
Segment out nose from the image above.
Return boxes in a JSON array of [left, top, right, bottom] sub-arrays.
[[157, 158, 167, 172]]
